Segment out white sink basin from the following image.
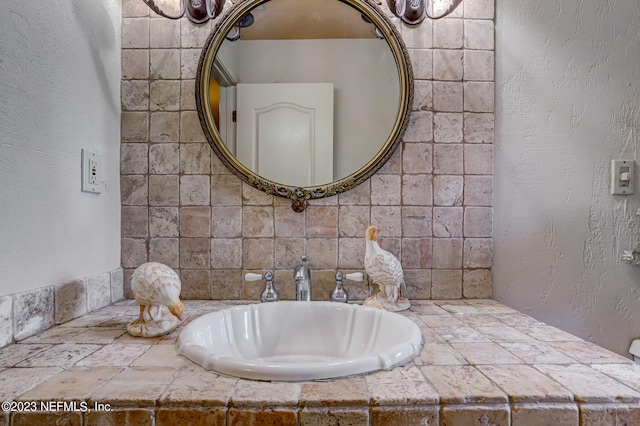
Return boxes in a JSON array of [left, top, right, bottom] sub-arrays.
[[177, 301, 423, 381]]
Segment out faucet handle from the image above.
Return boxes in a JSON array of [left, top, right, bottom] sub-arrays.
[[245, 272, 279, 302], [245, 272, 266, 281], [344, 272, 364, 282]]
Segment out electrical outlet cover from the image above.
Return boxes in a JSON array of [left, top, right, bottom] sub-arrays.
[[82, 149, 103, 193]]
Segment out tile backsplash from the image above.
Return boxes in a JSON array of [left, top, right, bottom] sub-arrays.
[[120, 0, 494, 301], [0, 268, 124, 349]]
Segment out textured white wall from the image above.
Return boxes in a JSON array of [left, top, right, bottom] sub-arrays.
[[494, 0, 640, 356], [0, 0, 121, 296]]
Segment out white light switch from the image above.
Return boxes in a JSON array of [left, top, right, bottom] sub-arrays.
[[611, 160, 635, 195]]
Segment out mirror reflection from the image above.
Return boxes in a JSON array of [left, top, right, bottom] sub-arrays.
[[208, 0, 401, 187]]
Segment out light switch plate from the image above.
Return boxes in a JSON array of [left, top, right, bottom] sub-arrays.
[[611, 159, 635, 195]]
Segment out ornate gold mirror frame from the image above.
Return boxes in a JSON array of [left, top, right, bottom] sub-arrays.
[[196, 0, 414, 212]]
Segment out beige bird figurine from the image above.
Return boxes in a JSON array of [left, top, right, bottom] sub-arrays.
[[363, 225, 410, 312], [127, 262, 184, 337]]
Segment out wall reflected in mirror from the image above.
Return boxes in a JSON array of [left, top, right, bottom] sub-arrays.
[[207, 0, 401, 187]]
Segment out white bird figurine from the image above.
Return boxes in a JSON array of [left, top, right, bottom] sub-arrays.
[[127, 262, 184, 337], [363, 225, 410, 312]]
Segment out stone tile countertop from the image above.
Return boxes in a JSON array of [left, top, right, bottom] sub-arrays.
[[1, 299, 640, 425]]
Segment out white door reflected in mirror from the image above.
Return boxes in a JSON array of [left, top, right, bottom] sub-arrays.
[[235, 83, 334, 186]]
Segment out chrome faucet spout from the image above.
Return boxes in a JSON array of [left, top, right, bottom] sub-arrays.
[[294, 255, 311, 301]]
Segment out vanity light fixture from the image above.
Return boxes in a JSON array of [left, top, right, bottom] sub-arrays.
[[142, 0, 225, 24], [387, 0, 463, 25], [225, 12, 255, 41]]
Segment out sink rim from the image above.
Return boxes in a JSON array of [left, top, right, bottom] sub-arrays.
[[176, 301, 423, 381]]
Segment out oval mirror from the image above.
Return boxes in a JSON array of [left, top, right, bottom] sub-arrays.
[[196, 0, 413, 211]]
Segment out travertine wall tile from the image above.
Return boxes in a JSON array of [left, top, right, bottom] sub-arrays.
[[119, 6, 495, 301], [120, 175, 148, 206], [366, 366, 438, 405], [243, 184, 274, 206], [11, 411, 82, 426], [211, 239, 242, 269], [121, 80, 149, 110], [13, 287, 54, 341], [409, 49, 434, 80], [121, 143, 149, 175], [121, 112, 149, 142], [211, 206, 242, 238], [150, 111, 180, 142], [85, 408, 154, 426], [433, 81, 463, 112], [300, 407, 369, 426], [180, 175, 210, 205], [307, 238, 338, 269], [243, 239, 274, 270], [0, 296, 12, 347], [180, 206, 210, 237], [579, 403, 640, 426], [231, 381, 300, 407], [464, 81, 495, 112], [464, 50, 494, 81], [150, 175, 180, 206], [150, 18, 180, 48], [180, 270, 210, 299], [433, 175, 463, 206], [464, 0, 495, 19], [441, 404, 509, 426], [432, 269, 463, 299], [463, 238, 493, 268], [433, 144, 463, 174], [464, 19, 495, 50], [433, 18, 463, 49], [463, 269, 492, 298], [370, 406, 438, 426], [511, 403, 578, 426], [464, 112, 494, 143], [149, 207, 179, 237], [181, 143, 211, 174], [150, 49, 181, 79], [122, 18, 149, 49], [402, 206, 432, 237], [464, 143, 493, 174], [275, 238, 305, 270], [54, 279, 87, 325], [122, 0, 149, 18], [111, 260, 134, 298], [433, 49, 463, 81], [228, 408, 297, 426], [180, 238, 210, 269], [433, 207, 463, 237], [402, 20, 433, 49], [403, 142, 432, 174], [464, 206, 492, 237], [413, 80, 433, 111], [300, 378, 369, 407], [86, 272, 112, 313], [156, 408, 226, 426], [149, 143, 180, 174]]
